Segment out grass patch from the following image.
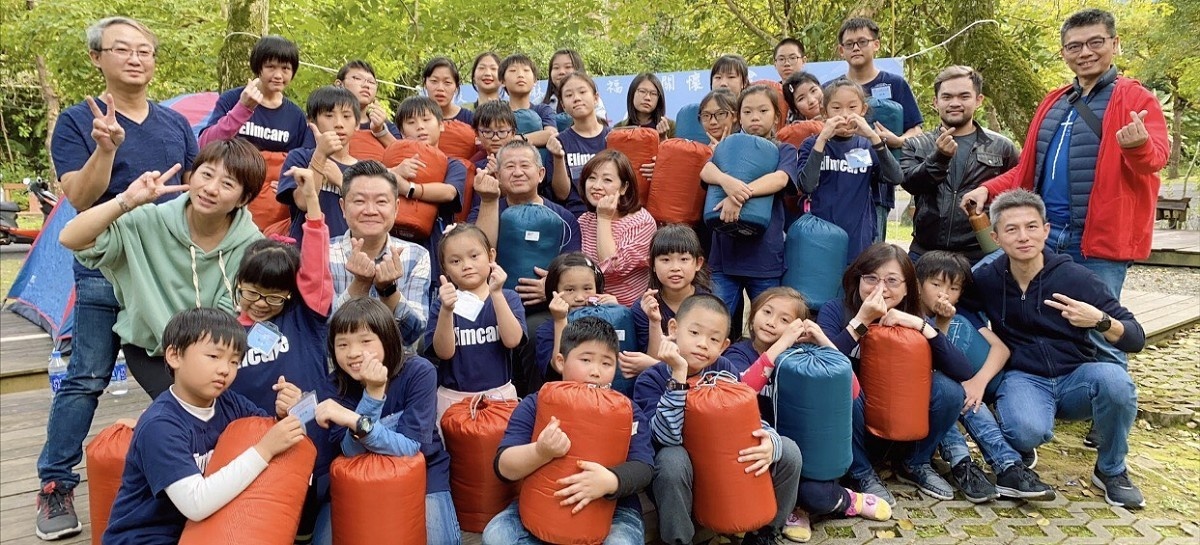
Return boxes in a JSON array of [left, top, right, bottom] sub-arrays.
[[1059, 525, 1096, 538], [885, 220, 913, 245], [0, 255, 25, 297], [963, 525, 996, 537], [1154, 525, 1188, 537], [824, 525, 855, 538], [948, 507, 979, 519], [906, 507, 935, 519], [1040, 507, 1072, 519], [915, 524, 949, 538], [1084, 507, 1120, 519], [1012, 524, 1048, 537], [1107, 525, 1142, 538], [993, 507, 1025, 519]]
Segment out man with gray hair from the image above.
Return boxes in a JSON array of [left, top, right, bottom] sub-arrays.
[[963, 189, 1146, 509], [38, 16, 197, 540]]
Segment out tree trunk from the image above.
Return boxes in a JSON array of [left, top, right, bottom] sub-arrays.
[[1168, 91, 1184, 179], [946, 0, 1045, 136], [27, 0, 61, 180], [218, 0, 270, 91]]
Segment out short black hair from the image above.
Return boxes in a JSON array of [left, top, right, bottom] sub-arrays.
[[328, 298, 405, 396], [774, 37, 806, 57], [710, 54, 748, 87], [422, 56, 461, 87], [472, 100, 517, 131], [544, 252, 604, 302], [342, 160, 400, 199], [838, 17, 880, 42], [559, 316, 619, 359], [1060, 8, 1116, 42], [250, 35, 299, 75], [499, 54, 539, 81], [396, 96, 442, 125], [915, 250, 972, 288], [193, 138, 266, 205], [783, 71, 822, 113], [237, 238, 300, 295], [163, 308, 248, 360], [675, 294, 731, 338], [306, 86, 361, 122], [336, 59, 375, 81]]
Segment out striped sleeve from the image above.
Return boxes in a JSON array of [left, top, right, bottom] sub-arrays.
[[650, 389, 686, 447]]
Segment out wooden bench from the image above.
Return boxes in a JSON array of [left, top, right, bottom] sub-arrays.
[[1156, 196, 1190, 229]]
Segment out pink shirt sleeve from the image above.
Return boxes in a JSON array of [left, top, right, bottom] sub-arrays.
[[297, 218, 333, 316], [198, 103, 254, 147]]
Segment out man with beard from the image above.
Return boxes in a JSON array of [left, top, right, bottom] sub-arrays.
[[900, 66, 1017, 263]]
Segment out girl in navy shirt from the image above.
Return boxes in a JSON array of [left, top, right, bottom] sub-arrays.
[[700, 84, 799, 321], [422, 57, 474, 125], [469, 52, 503, 108], [546, 72, 609, 216], [426, 224, 525, 421], [797, 79, 902, 265], [314, 297, 460, 545], [535, 253, 619, 387], [615, 72, 675, 139]]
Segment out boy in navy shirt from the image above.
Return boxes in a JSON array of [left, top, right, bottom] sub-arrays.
[[482, 317, 653, 545], [200, 35, 310, 152], [632, 294, 801, 545], [102, 308, 307, 545], [499, 54, 557, 147]]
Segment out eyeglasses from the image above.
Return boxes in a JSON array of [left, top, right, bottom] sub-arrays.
[[775, 54, 803, 65], [238, 287, 290, 306], [98, 46, 156, 60], [841, 38, 875, 50], [699, 110, 732, 122], [479, 128, 514, 140], [1061, 36, 1112, 55], [347, 74, 378, 87], [860, 274, 904, 288], [634, 88, 659, 99]]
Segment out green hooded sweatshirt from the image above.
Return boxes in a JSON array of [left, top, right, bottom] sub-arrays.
[[76, 193, 262, 355]]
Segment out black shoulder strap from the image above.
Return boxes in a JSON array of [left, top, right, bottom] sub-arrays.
[[1067, 88, 1104, 140]]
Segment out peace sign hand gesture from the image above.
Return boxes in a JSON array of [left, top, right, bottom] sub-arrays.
[[120, 164, 187, 208], [1116, 110, 1150, 149], [87, 94, 126, 152]]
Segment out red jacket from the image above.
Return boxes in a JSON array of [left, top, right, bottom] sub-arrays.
[[982, 76, 1169, 261]]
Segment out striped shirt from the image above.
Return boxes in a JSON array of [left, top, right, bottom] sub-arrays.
[[329, 232, 431, 345], [579, 208, 657, 307]]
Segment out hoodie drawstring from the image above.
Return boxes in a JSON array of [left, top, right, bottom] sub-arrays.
[[190, 246, 236, 309], [190, 246, 201, 308]]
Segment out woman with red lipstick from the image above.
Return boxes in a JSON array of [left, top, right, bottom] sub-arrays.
[[470, 52, 503, 109], [576, 150, 656, 307], [422, 57, 474, 125]]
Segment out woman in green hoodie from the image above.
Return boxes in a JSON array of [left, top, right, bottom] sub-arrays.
[[60, 137, 266, 399]]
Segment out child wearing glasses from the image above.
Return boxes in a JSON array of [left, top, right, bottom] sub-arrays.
[[615, 73, 675, 140]]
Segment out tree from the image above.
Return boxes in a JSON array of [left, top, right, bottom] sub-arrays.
[[218, 0, 269, 90]]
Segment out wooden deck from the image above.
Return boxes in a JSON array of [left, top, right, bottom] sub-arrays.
[[1142, 228, 1200, 267]]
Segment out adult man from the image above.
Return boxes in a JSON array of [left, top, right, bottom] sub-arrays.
[[329, 160, 430, 346], [38, 17, 197, 540], [901, 66, 1017, 263], [967, 189, 1145, 509], [772, 38, 806, 83], [837, 17, 924, 241]]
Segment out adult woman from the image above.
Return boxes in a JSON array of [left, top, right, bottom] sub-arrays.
[[576, 150, 656, 306]]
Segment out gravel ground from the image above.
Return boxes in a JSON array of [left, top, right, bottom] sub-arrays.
[[1124, 264, 1200, 297]]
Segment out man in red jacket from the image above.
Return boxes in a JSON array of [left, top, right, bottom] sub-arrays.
[[961, 7, 1168, 372]]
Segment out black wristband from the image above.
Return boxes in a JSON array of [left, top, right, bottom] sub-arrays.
[[376, 282, 399, 297]]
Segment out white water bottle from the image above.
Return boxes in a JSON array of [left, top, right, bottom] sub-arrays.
[[48, 350, 67, 399], [109, 350, 129, 396]]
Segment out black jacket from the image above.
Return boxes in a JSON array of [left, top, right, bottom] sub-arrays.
[[900, 122, 1017, 261]]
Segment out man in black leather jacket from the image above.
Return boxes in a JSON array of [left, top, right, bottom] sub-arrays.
[[901, 66, 1017, 263]]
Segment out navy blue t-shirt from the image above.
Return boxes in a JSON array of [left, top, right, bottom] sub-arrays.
[[103, 391, 266, 545], [861, 71, 921, 209], [232, 305, 332, 410], [549, 126, 611, 216], [1039, 107, 1077, 228], [276, 148, 352, 244], [51, 99, 198, 278], [203, 87, 311, 152], [498, 390, 653, 512], [722, 339, 759, 374], [707, 143, 798, 278], [424, 289, 527, 391], [798, 134, 885, 264], [452, 108, 474, 125]]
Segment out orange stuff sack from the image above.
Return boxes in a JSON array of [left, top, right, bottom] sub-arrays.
[[751, 80, 789, 132], [605, 128, 659, 205], [455, 158, 476, 224], [858, 325, 933, 441], [441, 395, 520, 532], [247, 151, 291, 233], [331, 453, 427, 545], [439, 120, 479, 161], [646, 138, 713, 224], [349, 129, 387, 162], [683, 373, 776, 533], [382, 140, 448, 239], [85, 422, 135, 545], [179, 417, 316, 545], [519, 382, 633, 545], [777, 120, 825, 149]]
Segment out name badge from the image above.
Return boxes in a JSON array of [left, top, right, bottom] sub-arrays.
[[870, 84, 892, 101], [525, 230, 541, 242], [247, 321, 282, 353], [288, 391, 318, 425], [846, 148, 874, 169], [453, 290, 485, 322]]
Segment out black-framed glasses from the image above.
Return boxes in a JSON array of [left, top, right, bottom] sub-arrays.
[[699, 110, 732, 122], [841, 38, 875, 50], [860, 274, 904, 288], [97, 47, 156, 60], [479, 128, 514, 140], [238, 287, 290, 306], [1061, 36, 1112, 55], [775, 54, 803, 64]]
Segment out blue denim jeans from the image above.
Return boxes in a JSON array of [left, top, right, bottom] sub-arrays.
[[849, 371, 964, 479], [1048, 224, 1131, 367], [37, 274, 120, 489], [994, 365, 1136, 476], [938, 406, 1023, 472], [481, 502, 644, 545], [313, 490, 461, 545], [711, 273, 780, 321]]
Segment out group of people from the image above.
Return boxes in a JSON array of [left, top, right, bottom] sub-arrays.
[[33, 5, 1168, 545]]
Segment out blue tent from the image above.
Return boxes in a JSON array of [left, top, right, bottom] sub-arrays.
[[4, 200, 77, 351]]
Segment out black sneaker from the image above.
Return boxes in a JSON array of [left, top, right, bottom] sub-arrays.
[[35, 482, 81, 540], [897, 463, 956, 501], [1020, 448, 1038, 470], [950, 458, 999, 503], [1084, 424, 1100, 449], [1092, 467, 1145, 509], [995, 463, 1055, 500], [742, 526, 783, 545]]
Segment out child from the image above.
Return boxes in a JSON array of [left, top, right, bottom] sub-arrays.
[[536, 253, 620, 387], [470, 52, 503, 108], [541, 49, 609, 120], [470, 100, 519, 173], [423, 57, 474, 125], [426, 224, 525, 421], [577, 151, 657, 306], [276, 86, 360, 244], [700, 85, 799, 321], [772, 38, 806, 84], [200, 35, 309, 152], [917, 251, 1054, 502], [481, 317, 653, 545], [633, 294, 801, 545], [499, 54, 557, 146], [797, 78, 903, 265], [710, 54, 749, 96], [336, 60, 400, 149], [698, 89, 738, 147], [60, 138, 266, 399], [782, 72, 824, 123], [314, 298, 460, 545], [545, 72, 607, 216], [102, 308, 307, 544], [615, 72, 675, 139]]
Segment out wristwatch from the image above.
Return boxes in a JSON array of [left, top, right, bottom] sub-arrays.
[[376, 282, 399, 297], [850, 319, 869, 337], [1093, 313, 1112, 333], [351, 415, 373, 441], [666, 378, 690, 391]]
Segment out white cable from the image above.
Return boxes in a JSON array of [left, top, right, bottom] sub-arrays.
[[222, 32, 420, 91], [901, 20, 1000, 60]]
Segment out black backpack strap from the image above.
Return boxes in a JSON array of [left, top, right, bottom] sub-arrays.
[[1067, 88, 1104, 140]]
